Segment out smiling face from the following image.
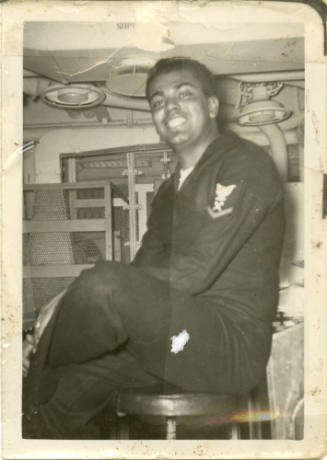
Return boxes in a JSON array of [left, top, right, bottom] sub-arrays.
[[148, 69, 219, 155]]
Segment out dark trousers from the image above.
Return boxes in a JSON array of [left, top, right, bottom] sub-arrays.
[[23, 262, 271, 438], [23, 349, 163, 439]]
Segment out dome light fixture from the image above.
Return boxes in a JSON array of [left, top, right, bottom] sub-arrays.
[[106, 55, 157, 98], [237, 82, 292, 127], [238, 99, 291, 126], [41, 84, 106, 109]]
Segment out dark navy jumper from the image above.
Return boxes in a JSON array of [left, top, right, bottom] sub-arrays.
[[23, 131, 284, 438]]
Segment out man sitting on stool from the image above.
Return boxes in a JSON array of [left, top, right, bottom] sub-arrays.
[[23, 57, 284, 439]]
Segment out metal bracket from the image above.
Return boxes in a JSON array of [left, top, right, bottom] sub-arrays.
[[122, 203, 141, 211], [121, 169, 143, 177]]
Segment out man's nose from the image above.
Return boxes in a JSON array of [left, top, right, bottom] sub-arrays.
[[165, 96, 179, 112]]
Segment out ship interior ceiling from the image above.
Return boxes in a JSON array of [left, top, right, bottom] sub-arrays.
[[22, 22, 305, 439]]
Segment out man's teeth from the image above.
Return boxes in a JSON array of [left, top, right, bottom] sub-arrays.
[[167, 117, 185, 128]]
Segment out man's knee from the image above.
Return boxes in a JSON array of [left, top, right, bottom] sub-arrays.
[[73, 261, 131, 294]]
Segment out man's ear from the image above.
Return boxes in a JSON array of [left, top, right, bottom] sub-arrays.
[[208, 96, 219, 119]]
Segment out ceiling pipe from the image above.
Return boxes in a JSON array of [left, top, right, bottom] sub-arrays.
[[230, 70, 304, 83], [23, 77, 55, 98], [24, 76, 304, 116], [23, 120, 298, 150], [24, 69, 44, 78], [23, 118, 154, 141], [24, 119, 153, 129], [283, 81, 305, 89], [259, 124, 288, 181], [230, 124, 298, 145], [102, 92, 150, 112]]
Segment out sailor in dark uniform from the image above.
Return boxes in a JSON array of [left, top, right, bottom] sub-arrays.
[[23, 57, 284, 438]]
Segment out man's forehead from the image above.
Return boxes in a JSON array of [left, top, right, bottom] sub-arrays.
[[148, 69, 202, 97]]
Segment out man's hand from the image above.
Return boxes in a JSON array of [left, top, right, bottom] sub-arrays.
[[23, 333, 36, 378]]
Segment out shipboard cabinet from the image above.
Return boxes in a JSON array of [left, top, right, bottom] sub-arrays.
[[61, 143, 176, 262]]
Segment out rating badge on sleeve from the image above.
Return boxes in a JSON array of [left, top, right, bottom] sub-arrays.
[[207, 183, 236, 219], [212, 183, 236, 212]]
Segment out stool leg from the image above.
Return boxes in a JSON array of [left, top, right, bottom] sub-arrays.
[[247, 396, 255, 439], [118, 414, 130, 439], [108, 415, 118, 439], [166, 416, 177, 440], [248, 394, 262, 439], [229, 423, 241, 440]]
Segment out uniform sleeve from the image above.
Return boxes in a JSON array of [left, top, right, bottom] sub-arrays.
[[132, 187, 170, 282], [132, 216, 169, 282], [168, 177, 283, 295]]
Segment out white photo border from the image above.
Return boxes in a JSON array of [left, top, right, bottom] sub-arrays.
[[1, 1, 327, 458]]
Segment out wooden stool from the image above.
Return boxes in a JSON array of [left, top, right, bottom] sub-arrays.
[[115, 386, 259, 440]]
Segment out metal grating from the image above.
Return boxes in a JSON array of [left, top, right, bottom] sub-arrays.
[[23, 182, 114, 315], [71, 232, 104, 264], [77, 207, 104, 219]]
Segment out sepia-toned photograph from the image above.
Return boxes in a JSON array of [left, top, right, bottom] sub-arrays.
[[21, 18, 305, 440], [1, 1, 327, 458]]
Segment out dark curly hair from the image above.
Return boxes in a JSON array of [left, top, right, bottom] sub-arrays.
[[146, 57, 217, 101]]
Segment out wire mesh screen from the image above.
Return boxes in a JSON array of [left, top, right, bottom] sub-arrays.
[[24, 188, 75, 266], [71, 232, 104, 264], [23, 185, 111, 316], [24, 188, 70, 220], [77, 207, 105, 219], [75, 188, 104, 199], [24, 232, 74, 265]]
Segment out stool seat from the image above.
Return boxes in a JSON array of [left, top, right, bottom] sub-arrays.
[[114, 385, 256, 440], [117, 388, 246, 418]]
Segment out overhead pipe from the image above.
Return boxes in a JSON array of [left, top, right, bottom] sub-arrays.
[[283, 81, 305, 89], [23, 77, 55, 98], [229, 124, 298, 145], [259, 124, 288, 181], [102, 92, 150, 112], [23, 77, 304, 119], [230, 70, 304, 83], [23, 118, 154, 141], [24, 118, 154, 130], [23, 119, 297, 147], [23, 78, 238, 116], [23, 69, 44, 78]]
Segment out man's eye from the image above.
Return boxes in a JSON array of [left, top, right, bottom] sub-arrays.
[[151, 98, 164, 110], [178, 90, 192, 99]]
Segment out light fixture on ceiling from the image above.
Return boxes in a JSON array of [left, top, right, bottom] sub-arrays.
[[105, 55, 157, 98], [237, 82, 292, 126], [41, 84, 106, 109]]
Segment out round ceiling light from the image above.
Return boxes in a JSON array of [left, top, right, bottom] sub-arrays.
[[237, 82, 292, 127], [106, 55, 157, 98], [41, 84, 106, 109], [238, 100, 292, 126]]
